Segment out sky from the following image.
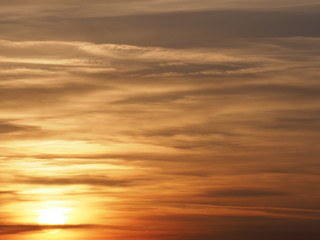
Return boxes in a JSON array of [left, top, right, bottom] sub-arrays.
[[0, 1, 320, 240]]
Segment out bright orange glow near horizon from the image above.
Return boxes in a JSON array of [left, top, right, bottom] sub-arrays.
[[1, 1, 320, 240]]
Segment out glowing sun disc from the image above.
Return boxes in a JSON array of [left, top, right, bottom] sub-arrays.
[[37, 207, 67, 233]]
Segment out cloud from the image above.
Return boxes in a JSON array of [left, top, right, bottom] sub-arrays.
[[0, 38, 319, 81], [1, 9, 320, 47], [0, 84, 102, 112], [133, 210, 320, 240], [113, 84, 320, 105], [0, 35, 319, 240], [205, 188, 289, 197], [16, 175, 144, 187], [0, 0, 320, 21], [0, 121, 38, 134], [0, 224, 98, 235], [0, 191, 17, 195]]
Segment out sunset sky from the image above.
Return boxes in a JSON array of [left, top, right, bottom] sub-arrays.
[[1, 1, 320, 240]]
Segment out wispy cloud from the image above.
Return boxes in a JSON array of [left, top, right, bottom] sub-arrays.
[[0, 121, 38, 134], [16, 175, 145, 187], [0, 26, 319, 240], [203, 188, 289, 197], [0, 224, 98, 235], [1, 0, 320, 20]]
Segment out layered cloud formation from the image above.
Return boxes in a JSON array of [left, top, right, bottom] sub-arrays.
[[0, 1, 320, 240]]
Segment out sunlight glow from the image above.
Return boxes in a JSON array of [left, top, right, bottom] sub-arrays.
[[37, 207, 68, 234]]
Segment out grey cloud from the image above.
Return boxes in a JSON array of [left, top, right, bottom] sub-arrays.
[[2, 152, 194, 163], [1, 1, 320, 20], [0, 191, 17, 195], [17, 175, 144, 187], [113, 84, 320, 105], [1, 10, 320, 47], [205, 188, 288, 197], [0, 224, 98, 235], [174, 221, 320, 240], [0, 38, 318, 84], [0, 83, 100, 109], [128, 62, 251, 76], [0, 121, 38, 134], [0, 222, 149, 235], [164, 170, 211, 177], [137, 212, 320, 240]]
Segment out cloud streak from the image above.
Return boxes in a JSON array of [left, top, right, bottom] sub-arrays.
[[0, 3, 319, 238], [0, 224, 99, 235]]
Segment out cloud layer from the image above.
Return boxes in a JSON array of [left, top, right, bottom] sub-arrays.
[[0, 37, 319, 239], [0, 2, 319, 240]]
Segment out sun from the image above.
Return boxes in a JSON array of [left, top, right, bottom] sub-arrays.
[[37, 207, 68, 234]]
